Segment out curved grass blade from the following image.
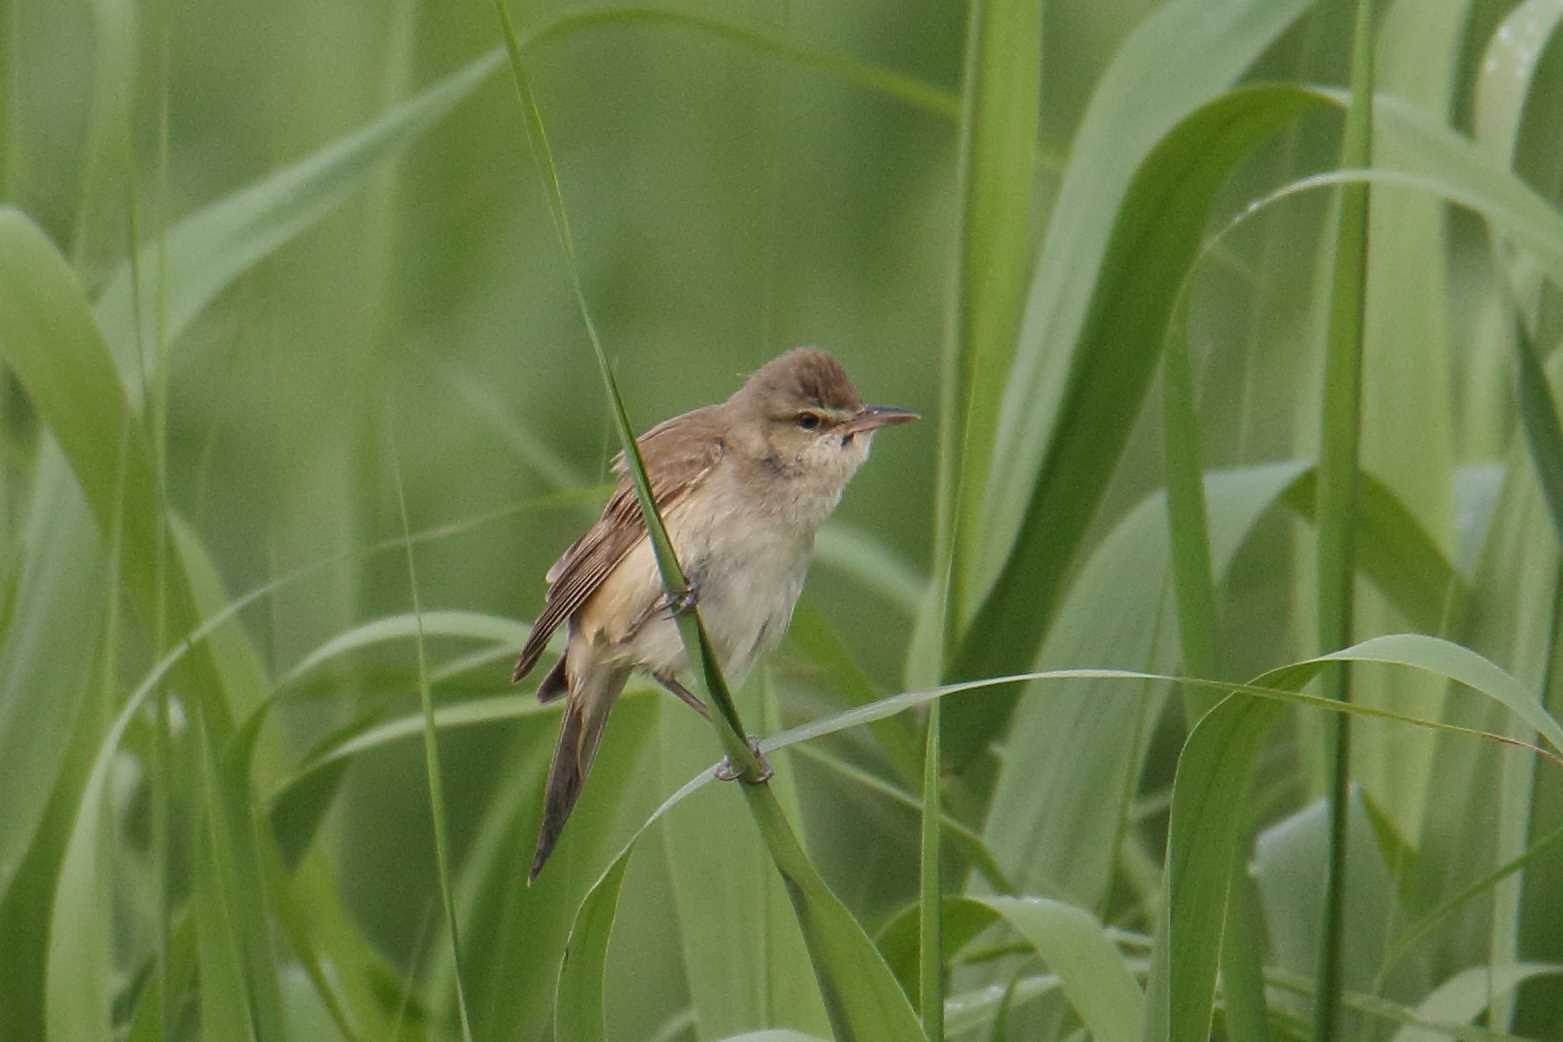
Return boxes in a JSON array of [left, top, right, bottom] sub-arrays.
[[92, 52, 504, 394], [1387, 964, 1563, 1042], [1147, 629, 1563, 1042], [0, 460, 107, 899], [0, 209, 233, 727], [949, 84, 1322, 763], [555, 855, 631, 1042], [977, 897, 1142, 1042], [279, 610, 529, 687], [960, 0, 1311, 720]]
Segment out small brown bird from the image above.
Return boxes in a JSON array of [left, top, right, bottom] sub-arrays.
[[514, 348, 917, 882]]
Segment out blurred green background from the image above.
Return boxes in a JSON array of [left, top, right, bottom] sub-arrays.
[[6, 0, 1563, 1039]]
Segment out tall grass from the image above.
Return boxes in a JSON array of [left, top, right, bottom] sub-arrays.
[[3, 2, 1563, 1042]]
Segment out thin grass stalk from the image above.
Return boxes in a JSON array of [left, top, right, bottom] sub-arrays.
[[1513, 319, 1563, 544], [1314, 2, 1375, 1039], [388, 433, 475, 1042], [927, 0, 1040, 1025], [487, 0, 757, 772], [489, 6, 925, 1038], [1161, 303, 1269, 1041], [1160, 302, 1220, 721], [919, 699, 943, 1042]]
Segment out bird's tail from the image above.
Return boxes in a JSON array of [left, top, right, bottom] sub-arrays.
[[528, 663, 629, 885]]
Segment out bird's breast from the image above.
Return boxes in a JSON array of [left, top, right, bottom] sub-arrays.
[[676, 504, 813, 683]]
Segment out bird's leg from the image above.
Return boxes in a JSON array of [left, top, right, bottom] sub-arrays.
[[654, 672, 709, 719], [714, 736, 773, 784], [658, 579, 701, 617]]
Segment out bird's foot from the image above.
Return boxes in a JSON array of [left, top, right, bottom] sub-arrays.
[[654, 672, 709, 719], [660, 580, 701, 617], [714, 736, 772, 784]]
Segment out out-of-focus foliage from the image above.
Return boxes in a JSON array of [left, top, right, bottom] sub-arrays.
[[4, 1, 1563, 1041]]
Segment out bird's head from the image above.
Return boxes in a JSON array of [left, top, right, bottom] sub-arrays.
[[728, 348, 918, 493]]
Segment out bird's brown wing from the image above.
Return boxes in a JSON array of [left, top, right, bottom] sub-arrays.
[[512, 406, 726, 684]]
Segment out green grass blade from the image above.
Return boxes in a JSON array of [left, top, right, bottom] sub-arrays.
[[926, 0, 1041, 1021], [659, 681, 831, 1038], [388, 434, 475, 1042], [1512, 322, 1563, 544], [1388, 964, 1563, 1042], [195, 707, 290, 1042], [91, 52, 504, 394], [192, 709, 261, 1042], [279, 610, 529, 688], [567, 635, 1563, 1042], [489, 0, 757, 770], [490, 6, 925, 1037], [555, 855, 631, 1042], [919, 698, 944, 1042], [785, 602, 923, 784], [0, 458, 106, 900], [1281, 469, 1465, 635], [978, 897, 1142, 1042], [1160, 294, 1221, 714], [972, 0, 1310, 651], [0, 208, 233, 730], [939, 0, 1041, 642], [1314, 7, 1375, 1038], [949, 84, 1322, 764], [1144, 695, 1279, 1042]]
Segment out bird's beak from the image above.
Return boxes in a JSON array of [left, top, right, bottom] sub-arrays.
[[840, 404, 920, 435]]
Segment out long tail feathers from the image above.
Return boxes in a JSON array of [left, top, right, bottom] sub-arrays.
[[528, 666, 627, 885]]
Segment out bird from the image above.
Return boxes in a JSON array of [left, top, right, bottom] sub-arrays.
[[513, 348, 918, 883]]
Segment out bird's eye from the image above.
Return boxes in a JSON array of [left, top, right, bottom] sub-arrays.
[[797, 412, 821, 430]]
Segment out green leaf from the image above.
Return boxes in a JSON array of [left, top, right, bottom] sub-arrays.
[[1313, 6, 1374, 1033], [956, 0, 1311, 722], [1144, 693, 1279, 1042], [1280, 470, 1465, 636], [92, 51, 505, 395], [1146, 632, 1563, 1042], [559, 765, 927, 1041], [387, 439, 475, 1042], [555, 856, 630, 1042], [1388, 964, 1563, 1042], [192, 704, 288, 1042], [1512, 321, 1563, 545], [659, 679, 830, 1038], [279, 610, 530, 687], [939, 0, 1041, 638], [976, 897, 1142, 1042], [0, 458, 105, 900], [919, 696, 945, 1041], [489, 7, 925, 1037], [0, 208, 234, 729], [875, 897, 1001, 1004], [1252, 790, 1408, 1041], [984, 462, 1307, 905], [949, 82, 1321, 763]]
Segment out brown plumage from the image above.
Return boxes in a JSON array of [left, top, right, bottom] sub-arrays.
[[514, 348, 916, 883]]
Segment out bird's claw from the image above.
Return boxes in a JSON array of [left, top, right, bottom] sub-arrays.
[[714, 736, 772, 784], [660, 581, 701, 617]]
